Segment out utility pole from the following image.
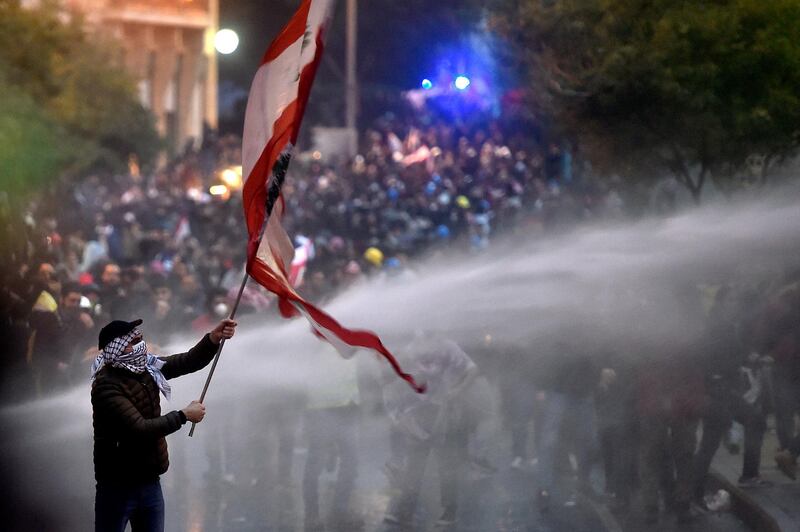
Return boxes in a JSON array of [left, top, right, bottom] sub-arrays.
[[205, 0, 219, 130], [345, 0, 358, 154]]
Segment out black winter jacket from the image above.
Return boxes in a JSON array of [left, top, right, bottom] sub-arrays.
[[91, 334, 217, 483]]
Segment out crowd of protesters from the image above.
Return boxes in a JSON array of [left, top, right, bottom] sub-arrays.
[[495, 273, 800, 523], [370, 267, 799, 528], [0, 108, 622, 401], [2, 105, 799, 529], [188, 268, 800, 530]]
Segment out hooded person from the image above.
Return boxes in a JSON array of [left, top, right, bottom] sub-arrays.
[[91, 317, 237, 532]]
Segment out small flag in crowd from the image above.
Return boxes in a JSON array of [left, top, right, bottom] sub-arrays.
[[289, 235, 314, 288], [173, 215, 191, 245], [240, 0, 424, 393]]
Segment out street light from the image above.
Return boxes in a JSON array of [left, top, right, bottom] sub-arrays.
[[215, 29, 239, 55]]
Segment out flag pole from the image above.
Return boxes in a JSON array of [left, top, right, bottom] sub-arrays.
[[188, 0, 335, 437], [188, 267, 249, 437], [188, 160, 288, 437]]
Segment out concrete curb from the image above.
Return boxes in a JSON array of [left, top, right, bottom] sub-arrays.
[[708, 469, 781, 532]]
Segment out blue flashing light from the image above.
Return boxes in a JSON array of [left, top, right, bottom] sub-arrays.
[[454, 75, 471, 90], [421, 78, 433, 90]]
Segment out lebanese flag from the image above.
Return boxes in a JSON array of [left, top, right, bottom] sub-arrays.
[[289, 235, 314, 288], [241, 0, 424, 393], [173, 215, 191, 245]]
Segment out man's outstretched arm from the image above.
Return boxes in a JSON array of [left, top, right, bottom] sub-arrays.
[[160, 319, 238, 379]]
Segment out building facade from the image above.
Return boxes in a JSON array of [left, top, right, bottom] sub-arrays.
[[63, 0, 219, 150]]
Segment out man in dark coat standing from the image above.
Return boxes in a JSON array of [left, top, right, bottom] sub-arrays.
[[91, 317, 237, 532]]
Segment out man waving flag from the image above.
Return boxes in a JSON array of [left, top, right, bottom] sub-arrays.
[[241, 0, 424, 393]]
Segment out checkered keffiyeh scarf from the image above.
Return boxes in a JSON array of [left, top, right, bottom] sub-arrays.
[[90, 328, 172, 400]]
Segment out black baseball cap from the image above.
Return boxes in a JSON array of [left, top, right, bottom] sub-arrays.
[[98, 319, 143, 350]]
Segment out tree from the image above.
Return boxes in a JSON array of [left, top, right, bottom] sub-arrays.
[[0, 81, 82, 197], [489, 0, 800, 202], [0, 0, 159, 198]]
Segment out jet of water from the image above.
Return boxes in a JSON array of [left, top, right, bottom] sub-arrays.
[[3, 187, 800, 530]]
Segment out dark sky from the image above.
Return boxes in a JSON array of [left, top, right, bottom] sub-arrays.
[[218, 1, 296, 91], [217, 0, 482, 130]]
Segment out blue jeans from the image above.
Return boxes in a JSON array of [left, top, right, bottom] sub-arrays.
[[95, 479, 165, 532]]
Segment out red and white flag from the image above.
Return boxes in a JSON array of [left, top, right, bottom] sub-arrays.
[[173, 215, 191, 245], [289, 235, 314, 288], [241, 0, 424, 393]]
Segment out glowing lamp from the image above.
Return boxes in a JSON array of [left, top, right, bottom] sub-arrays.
[[215, 29, 239, 55], [421, 78, 433, 90], [454, 75, 471, 90], [220, 166, 243, 189]]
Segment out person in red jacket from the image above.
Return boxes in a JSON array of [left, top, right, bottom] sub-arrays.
[[91, 317, 236, 532]]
